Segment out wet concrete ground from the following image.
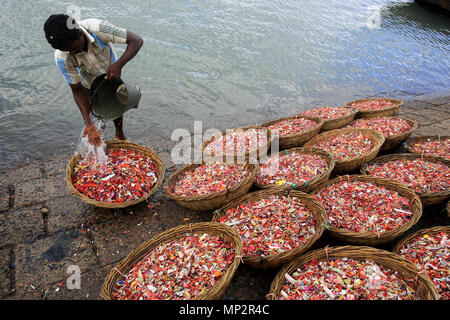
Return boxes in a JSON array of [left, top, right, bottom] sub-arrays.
[[0, 93, 449, 300]]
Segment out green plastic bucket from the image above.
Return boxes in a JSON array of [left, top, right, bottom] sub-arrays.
[[89, 73, 141, 121]]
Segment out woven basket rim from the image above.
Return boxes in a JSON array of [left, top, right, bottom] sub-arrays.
[[211, 188, 327, 268], [346, 116, 418, 140], [260, 115, 325, 139], [301, 106, 358, 123], [304, 128, 385, 164], [267, 245, 438, 300], [253, 147, 336, 190], [66, 140, 165, 208], [201, 125, 274, 160], [100, 222, 243, 300], [163, 162, 257, 203], [393, 225, 450, 255], [309, 174, 423, 245], [345, 97, 403, 115], [321, 106, 359, 131], [346, 117, 418, 151], [405, 135, 450, 156], [360, 153, 450, 199]]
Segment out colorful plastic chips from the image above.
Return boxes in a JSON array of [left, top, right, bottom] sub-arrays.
[[409, 137, 450, 159], [278, 257, 417, 300], [398, 231, 449, 300], [203, 128, 268, 156], [256, 152, 328, 187], [172, 163, 249, 197], [217, 195, 316, 257], [112, 232, 235, 300], [307, 132, 374, 160], [301, 106, 353, 120], [314, 180, 412, 234], [349, 99, 396, 111], [72, 148, 158, 203], [267, 118, 318, 136], [365, 159, 450, 193], [346, 117, 412, 138]]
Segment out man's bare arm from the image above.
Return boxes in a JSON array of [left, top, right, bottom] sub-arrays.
[[105, 30, 144, 79], [70, 83, 91, 124], [69, 83, 102, 146]]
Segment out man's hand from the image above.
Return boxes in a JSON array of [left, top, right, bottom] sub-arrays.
[[105, 62, 123, 80], [83, 123, 102, 147]]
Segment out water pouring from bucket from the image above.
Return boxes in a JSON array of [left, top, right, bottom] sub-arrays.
[[77, 116, 108, 168], [75, 73, 141, 169], [89, 73, 141, 121]]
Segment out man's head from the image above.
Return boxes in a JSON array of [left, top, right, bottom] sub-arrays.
[[43, 14, 85, 55]]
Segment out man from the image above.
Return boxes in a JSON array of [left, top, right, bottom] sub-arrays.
[[43, 14, 144, 146]]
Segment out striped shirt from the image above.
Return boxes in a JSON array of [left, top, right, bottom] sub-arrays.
[[54, 19, 128, 89]]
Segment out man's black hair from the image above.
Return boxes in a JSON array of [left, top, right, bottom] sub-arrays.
[[43, 14, 81, 51]]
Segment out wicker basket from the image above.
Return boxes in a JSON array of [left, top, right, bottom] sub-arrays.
[[164, 162, 257, 211], [301, 106, 358, 132], [201, 126, 274, 163], [345, 97, 403, 119], [212, 189, 326, 269], [100, 222, 243, 300], [405, 135, 449, 159], [393, 225, 449, 300], [309, 175, 422, 246], [253, 147, 335, 192], [304, 128, 385, 174], [393, 225, 450, 255], [267, 245, 438, 300], [361, 153, 450, 207], [260, 115, 324, 150], [346, 117, 418, 152], [66, 140, 165, 208]]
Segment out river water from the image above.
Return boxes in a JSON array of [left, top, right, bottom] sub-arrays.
[[0, 0, 449, 169]]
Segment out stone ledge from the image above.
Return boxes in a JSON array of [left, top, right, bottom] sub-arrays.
[[0, 204, 45, 247], [0, 186, 11, 213], [0, 163, 43, 188], [13, 228, 98, 293], [13, 177, 70, 210], [0, 246, 14, 299]]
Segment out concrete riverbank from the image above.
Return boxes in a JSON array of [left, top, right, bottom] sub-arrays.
[[1, 93, 449, 300]]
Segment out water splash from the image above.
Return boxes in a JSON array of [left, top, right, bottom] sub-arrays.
[[76, 116, 109, 169]]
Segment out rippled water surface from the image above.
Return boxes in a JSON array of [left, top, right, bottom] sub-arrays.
[[0, 0, 449, 169]]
